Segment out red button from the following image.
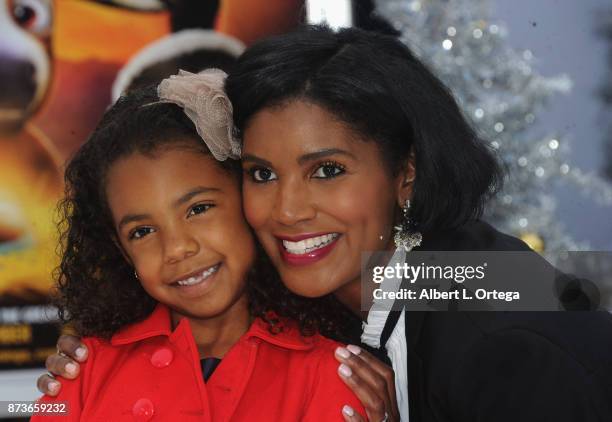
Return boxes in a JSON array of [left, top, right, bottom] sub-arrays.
[[150, 347, 173, 368], [132, 398, 154, 421]]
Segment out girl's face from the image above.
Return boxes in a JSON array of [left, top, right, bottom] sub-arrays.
[[241, 100, 407, 298], [105, 144, 256, 321]]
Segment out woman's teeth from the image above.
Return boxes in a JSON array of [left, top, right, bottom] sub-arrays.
[[176, 265, 219, 286], [282, 233, 339, 255]]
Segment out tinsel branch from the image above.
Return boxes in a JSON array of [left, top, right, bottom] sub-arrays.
[[374, 0, 612, 253]]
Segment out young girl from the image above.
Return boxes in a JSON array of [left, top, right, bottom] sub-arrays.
[[32, 70, 367, 421]]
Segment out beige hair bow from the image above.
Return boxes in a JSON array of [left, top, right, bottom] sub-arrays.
[[157, 69, 241, 161]]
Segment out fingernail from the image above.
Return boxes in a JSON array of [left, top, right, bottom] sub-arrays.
[[342, 405, 355, 416], [347, 344, 362, 355], [65, 363, 77, 374], [336, 347, 350, 359], [339, 363, 352, 377], [75, 347, 86, 360]]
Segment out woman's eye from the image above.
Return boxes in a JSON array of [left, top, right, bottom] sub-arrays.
[[188, 204, 213, 216], [312, 163, 345, 179], [129, 227, 155, 240], [249, 167, 278, 183]]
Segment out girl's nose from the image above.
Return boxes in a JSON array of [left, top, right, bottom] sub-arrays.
[[163, 227, 199, 264]]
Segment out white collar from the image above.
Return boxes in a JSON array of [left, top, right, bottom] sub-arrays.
[[361, 248, 410, 421]]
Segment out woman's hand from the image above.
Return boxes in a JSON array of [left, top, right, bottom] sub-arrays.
[[36, 335, 88, 396], [336, 344, 399, 422]]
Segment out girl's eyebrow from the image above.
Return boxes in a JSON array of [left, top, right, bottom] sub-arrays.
[[117, 187, 220, 230], [118, 213, 150, 230], [173, 186, 221, 207]]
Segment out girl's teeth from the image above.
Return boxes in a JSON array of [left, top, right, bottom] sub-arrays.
[[176, 265, 219, 286], [282, 234, 339, 255]]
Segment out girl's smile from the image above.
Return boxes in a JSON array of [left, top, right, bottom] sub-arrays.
[[170, 262, 222, 299], [171, 262, 220, 286]]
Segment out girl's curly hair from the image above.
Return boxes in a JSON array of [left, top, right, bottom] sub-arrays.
[[55, 85, 361, 343]]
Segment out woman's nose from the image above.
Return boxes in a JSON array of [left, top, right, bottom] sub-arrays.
[[273, 180, 316, 226]]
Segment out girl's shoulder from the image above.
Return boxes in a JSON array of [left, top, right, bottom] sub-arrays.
[[246, 318, 366, 419], [80, 336, 107, 348], [79, 336, 114, 357], [77, 335, 142, 369], [249, 316, 345, 351]]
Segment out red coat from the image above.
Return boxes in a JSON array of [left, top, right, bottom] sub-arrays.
[[33, 304, 366, 421]]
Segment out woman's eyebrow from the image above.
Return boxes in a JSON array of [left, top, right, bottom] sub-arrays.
[[241, 154, 272, 167], [297, 148, 356, 165], [242, 149, 356, 167]]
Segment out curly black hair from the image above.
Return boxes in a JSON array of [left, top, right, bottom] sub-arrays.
[[55, 85, 361, 343]]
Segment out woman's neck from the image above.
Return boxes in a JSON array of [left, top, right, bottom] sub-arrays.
[[170, 294, 253, 359], [334, 240, 399, 321], [335, 277, 371, 321]]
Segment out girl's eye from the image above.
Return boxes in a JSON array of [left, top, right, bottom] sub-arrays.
[[248, 167, 278, 183], [129, 227, 155, 240], [312, 162, 345, 179], [188, 203, 214, 216]]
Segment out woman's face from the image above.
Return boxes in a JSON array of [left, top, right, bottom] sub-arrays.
[[106, 145, 256, 321], [241, 100, 405, 298]]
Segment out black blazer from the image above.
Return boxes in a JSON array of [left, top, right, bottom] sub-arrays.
[[382, 221, 612, 421]]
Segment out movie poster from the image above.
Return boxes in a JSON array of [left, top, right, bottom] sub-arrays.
[[0, 0, 301, 371]]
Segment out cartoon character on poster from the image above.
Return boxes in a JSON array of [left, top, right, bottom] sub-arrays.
[[0, 0, 60, 302]]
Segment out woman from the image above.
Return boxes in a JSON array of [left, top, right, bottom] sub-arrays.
[[40, 26, 612, 422]]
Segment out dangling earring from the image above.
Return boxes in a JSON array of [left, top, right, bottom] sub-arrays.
[[134, 270, 139, 280], [394, 199, 422, 252]]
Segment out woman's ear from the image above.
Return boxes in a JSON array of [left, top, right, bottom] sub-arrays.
[[395, 148, 416, 208]]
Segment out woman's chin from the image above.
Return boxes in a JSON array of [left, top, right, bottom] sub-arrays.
[[281, 271, 351, 298]]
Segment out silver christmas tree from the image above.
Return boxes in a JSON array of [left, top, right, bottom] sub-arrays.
[[599, 10, 612, 182], [374, 0, 612, 254]]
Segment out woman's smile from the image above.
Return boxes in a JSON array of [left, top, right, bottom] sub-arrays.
[[276, 232, 341, 265]]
